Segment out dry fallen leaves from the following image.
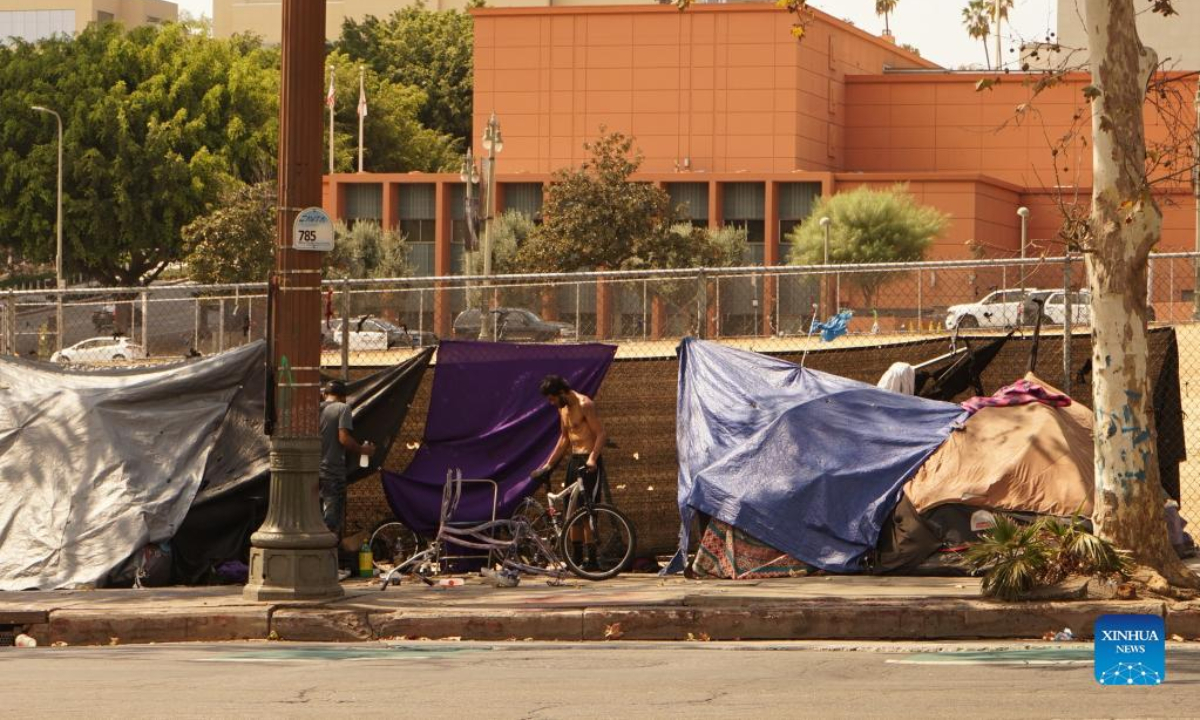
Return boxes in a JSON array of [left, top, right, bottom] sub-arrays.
[[604, 623, 624, 640]]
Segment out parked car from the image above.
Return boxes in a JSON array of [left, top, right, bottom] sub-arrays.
[[324, 317, 438, 350], [945, 289, 1048, 330], [452, 307, 576, 342], [1020, 289, 1155, 326], [51, 336, 148, 364]]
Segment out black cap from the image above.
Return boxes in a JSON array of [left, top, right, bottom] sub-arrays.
[[327, 380, 348, 397]]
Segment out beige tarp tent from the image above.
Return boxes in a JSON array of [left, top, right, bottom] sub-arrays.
[[904, 374, 1094, 518]]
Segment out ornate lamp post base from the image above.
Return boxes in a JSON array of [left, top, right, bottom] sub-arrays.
[[243, 437, 344, 602]]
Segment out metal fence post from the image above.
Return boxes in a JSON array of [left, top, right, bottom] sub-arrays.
[[140, 291, 148, 353], [1063, 255, 1073, 396], [341, 278, 351, 382], [697, 270, 708, 340], [218, 298, 226, 353], [642, 279, 648, 340], [193, 298, 200, 352], [575, 282, 581, 340], [916, 268, 923, 332]]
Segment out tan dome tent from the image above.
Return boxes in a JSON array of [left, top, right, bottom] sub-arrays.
[[904, 374, 1094, 519]]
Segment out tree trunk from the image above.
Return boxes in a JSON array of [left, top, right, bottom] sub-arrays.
[[1083, 0, 1197, 587]]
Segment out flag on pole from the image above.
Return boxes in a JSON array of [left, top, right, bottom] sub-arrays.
[[357, 71, 368, 118], [325, 69, 336, 110]]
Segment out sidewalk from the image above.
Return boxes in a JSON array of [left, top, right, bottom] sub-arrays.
[[5, 572, 1199, 646]]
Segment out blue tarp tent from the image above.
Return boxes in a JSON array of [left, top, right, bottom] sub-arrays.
[[674, 338, 967, 573]]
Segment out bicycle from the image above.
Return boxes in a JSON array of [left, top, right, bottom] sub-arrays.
[[511, 465, 637, 581], [373, 476, 570, 590]]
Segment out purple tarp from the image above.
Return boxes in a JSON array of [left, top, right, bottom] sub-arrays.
[[382, 340, 616, 534]]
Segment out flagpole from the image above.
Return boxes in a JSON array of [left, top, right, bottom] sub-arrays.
[[357, 66, 365, 174], [327, 66, 335, 175]]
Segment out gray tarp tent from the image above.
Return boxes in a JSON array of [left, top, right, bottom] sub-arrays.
[[0, 343, 264, 590]]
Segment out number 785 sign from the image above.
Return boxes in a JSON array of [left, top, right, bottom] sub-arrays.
[[292, 207, 335, 252]]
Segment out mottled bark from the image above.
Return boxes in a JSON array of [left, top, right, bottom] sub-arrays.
[[1084, 0, 1196, 585]]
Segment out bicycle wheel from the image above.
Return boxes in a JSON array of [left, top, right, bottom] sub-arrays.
[[511, 496, 557, 549], [560, 504, 636, 581], [369, 520, 424, 572]]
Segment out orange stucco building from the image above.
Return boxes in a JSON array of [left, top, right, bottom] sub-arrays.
[[322, 3, 1198, 335]]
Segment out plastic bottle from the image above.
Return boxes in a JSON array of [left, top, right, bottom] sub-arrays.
[[359, 452, 370, 468], [358, 541, 374, 578]]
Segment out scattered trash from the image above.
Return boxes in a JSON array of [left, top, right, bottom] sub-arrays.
[[604, 623, 624, 640], [215, 560, 249, 585], [108, 636, 120, 646], [406, 441, 421, 450], [480, 568, 519, 588], [14, 634, 37, 648], [646, 486, 654, 492], [1117, 583, 1138, 600], [436, 578, 466, 589], [1049, 628, 1074, 642], [267, 630, 281, 641], [51, 641, 68, 648], [687, 632, 712, 642], [1171, 634, 1185, 642], [631, 453, 640, 461]]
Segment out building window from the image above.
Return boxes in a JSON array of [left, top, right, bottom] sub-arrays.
[[778, 182, 822, 265], [667, 183, 709, 225], [400, 184, 436, 275], [723, 182, 765, 263], [501, 183, 543, 222], [96, 11, 113, 22], [343, 183, 383, 226], [398, 184, 436, 243], [0, 10, 76, 43]]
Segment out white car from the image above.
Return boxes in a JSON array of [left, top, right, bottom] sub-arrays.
[[51, 337, 148, 364], [945, 289, 1047, 330]]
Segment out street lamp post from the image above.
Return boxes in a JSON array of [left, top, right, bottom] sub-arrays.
[[819, 217, 831, 318], [460, 149, 481, 311], [31, 105, 63, 352], [242, 0, 342, 602], [478, 113, 503, 340]]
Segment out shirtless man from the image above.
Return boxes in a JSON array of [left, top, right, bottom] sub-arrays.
[[534, 375, 607, 569]]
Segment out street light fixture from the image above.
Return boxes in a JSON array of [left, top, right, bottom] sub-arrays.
[[31, 105, 64, 353]]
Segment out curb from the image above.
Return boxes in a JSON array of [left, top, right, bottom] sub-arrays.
[[20, 597, 1200, 646]]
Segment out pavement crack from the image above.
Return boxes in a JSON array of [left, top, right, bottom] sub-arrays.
[[282, 686, 316, 705]]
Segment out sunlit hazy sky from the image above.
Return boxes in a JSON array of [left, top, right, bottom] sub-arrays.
[[173, 0, 1060, 70]]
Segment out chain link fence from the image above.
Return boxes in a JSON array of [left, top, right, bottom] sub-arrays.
[[3, 254, 1198, 557]]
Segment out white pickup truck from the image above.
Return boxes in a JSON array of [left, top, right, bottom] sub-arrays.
[[945, 289, 1045, 330]]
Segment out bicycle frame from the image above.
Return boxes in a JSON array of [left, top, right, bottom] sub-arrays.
[[379, 475, 569, 590]]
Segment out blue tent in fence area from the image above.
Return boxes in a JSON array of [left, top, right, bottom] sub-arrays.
[[673, 338, 967, 574]]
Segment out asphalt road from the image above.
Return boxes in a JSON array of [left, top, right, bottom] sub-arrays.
[[5, 641, 1200, 719]]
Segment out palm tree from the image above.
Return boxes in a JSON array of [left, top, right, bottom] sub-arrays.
[[962, 0, 993, 69], [875, 0, 899, 35]]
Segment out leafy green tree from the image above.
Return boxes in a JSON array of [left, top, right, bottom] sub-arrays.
[[518, 131, 679, 273], [325, 51, 460, 173], [327, 220, 410, 280], [337, 3, 476, 144], [787, 185, 946, 309], [0, 21, 279, 285], [181, 180, 276, 284], [461, 209, 535, 276]]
